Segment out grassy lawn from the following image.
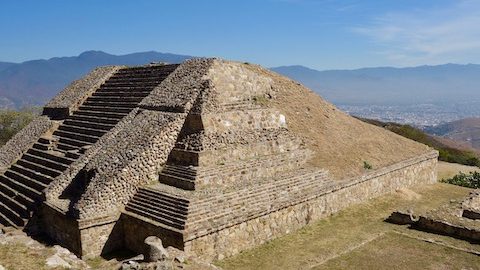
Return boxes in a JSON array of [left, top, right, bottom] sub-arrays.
[[218, 170, 480, 270]]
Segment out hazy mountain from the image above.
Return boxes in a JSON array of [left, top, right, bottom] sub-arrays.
[[271, 64, 480, 105], [2, 51, 480, 109], [0, 62, 15, 73], [0, 51, 193, 108], [425, 117, 480, 150]]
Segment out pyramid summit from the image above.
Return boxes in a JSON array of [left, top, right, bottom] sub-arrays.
[[0, 58, 437, 260]]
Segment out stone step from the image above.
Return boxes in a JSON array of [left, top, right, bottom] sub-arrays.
[[135, 192, 189, 214], [0, 181, 35, 208], [140, 187, 190, 205], [16, 159, 62, 178], [0, 175, 42, 201], [4, 169, 48, 191], [38, 137, 54, 145], [132, 196, 188, 219], [116, 65, 178, 75], [57, 136, 91, 148], [125, 203, 185, 230], [63, 119, 115, 131], [0, 201, 25, 227], [70, 112, 124, 123], [82, 101, 138, 109], [108, 73, 170, 80], [0, 189, 30, 217], [161, 165, 197, 179], [96, 86, 153, 92], [32, 142, 50, 151], [159, 173, 195, 190], [86, 96, 144, 103], [21, 153, 69, 172], [105, 76, 168, 83], [56, 142, 82, 152], [101, 82, 160, 88], [0, 208, 17, 227], [27, 148, 75, 166], [92, 91, 150, 97], [58, 124, 107, 138], [78, 105, 132, 114], [10, 164, 54, 185], [129, 198, 186, 224], [53, 130, 99, 144], [32, 142, 81, 159]]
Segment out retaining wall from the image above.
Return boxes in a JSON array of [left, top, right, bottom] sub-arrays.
[[183, 151, 437, 260]]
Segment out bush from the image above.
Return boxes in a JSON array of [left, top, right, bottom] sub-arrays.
[[441, 171, 480, 189], [363, 161, 373, 170], [0, 108, 39, 146]]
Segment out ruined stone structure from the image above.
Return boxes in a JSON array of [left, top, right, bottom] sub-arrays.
[[0, 58, 438, 260]]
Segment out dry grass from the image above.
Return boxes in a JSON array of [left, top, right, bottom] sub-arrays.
[[244, 64, 431, 179], [317, 232, 480, 270], [437, 161, 480, 180], [0, 242, 58, 270], [217, 182, 480, 270]]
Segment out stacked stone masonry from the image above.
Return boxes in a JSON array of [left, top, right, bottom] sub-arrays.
[[0, 58, 438, 262]]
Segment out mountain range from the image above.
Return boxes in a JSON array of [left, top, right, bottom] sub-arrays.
[[0, 51, 192, 108], [271, 64, 480, 105], [425, 118, 480, 150], [1, 50, 480, 109]]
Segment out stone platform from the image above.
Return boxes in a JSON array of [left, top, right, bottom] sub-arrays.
[[0, 58, 438, 261]]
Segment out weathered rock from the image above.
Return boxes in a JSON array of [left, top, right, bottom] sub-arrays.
[[46, 254, 71, 269], [144, 236, 169, 262]]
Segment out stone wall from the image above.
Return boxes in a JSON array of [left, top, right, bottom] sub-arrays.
[[201, 109, 286, 134], [75, 111, 186, 219], [43, 66, 121, 119], [0, 115, 57, 174], [40, 203, 81, 255], [192, 148, 312, 189], [78, 217, 123, 258], [183, 151, 438, 260], [170, 129, 302, 167]]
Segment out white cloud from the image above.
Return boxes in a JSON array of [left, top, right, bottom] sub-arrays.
[[354, 0, 480, 65]]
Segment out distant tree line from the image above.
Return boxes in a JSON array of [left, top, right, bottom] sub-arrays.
[[359, 117, 480, 167], [0, 107, 40, 146]]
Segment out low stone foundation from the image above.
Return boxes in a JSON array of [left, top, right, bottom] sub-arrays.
[[183, 152, 437, 260]]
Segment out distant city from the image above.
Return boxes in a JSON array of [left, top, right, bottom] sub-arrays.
[[338, 102, 480, 128]]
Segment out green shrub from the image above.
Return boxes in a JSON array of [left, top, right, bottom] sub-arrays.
[[441, 171, 480, 188], [0, 108, 38, 146], [363, 161, 373, 170]]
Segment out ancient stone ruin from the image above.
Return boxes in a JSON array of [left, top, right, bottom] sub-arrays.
[[0, 58, 438, 260]]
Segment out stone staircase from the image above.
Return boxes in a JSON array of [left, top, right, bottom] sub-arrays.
[[159, 165, 197, 190], [124, 187, 189, 232], [0, 64, 178, 228]]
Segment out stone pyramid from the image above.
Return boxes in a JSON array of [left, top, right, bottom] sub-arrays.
[[0, 58, 437, 260]]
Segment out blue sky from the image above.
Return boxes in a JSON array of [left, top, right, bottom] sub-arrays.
[[1, 0, 479, 69]]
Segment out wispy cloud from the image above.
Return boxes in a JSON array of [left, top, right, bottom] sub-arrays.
[[354, 0, 480, 65]]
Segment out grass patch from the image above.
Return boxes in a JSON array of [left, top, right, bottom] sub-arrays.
[[0, 242, 56, 270], [318, 232, 480, 270], [252, 95, 270, 106]]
